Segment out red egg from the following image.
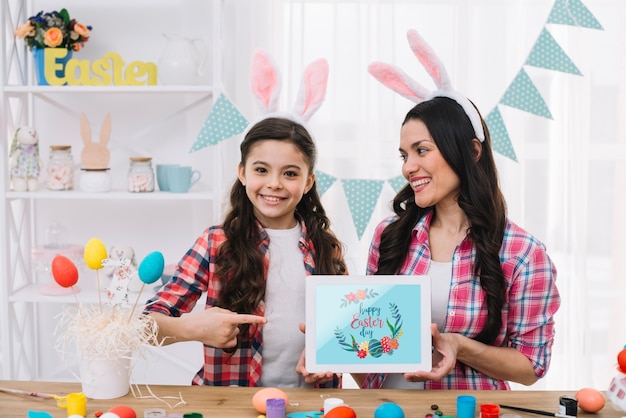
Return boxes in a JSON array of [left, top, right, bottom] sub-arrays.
[[617, 347, 626, 373], [575, 387, 605, 413], [251, 387, 289, 414], [107, 405, 136, 418], [324, 405, 357, 418], [51, 255, 79, 288]]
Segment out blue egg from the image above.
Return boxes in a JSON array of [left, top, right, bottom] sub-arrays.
[[138, 251, 165, 284], [374, 402, 405, 418]]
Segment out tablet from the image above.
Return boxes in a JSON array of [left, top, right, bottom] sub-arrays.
[[305, 275, 432, 373]]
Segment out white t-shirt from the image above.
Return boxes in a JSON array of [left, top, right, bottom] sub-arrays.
[[258, 225, 311, 388], [382, 260, 452, 389]]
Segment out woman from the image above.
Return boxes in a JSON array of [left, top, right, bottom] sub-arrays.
[[356, 96, 560, 390]]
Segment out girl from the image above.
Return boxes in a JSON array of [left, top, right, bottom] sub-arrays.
[[144, 116, 347, 387]]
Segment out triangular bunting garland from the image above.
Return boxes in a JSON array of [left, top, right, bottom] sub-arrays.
[[547, 0, 603, 29], [485, 107, 517, 162], [341, 179, 385, 240], [526, 29, 582, 75], [315, 170, 337, 196], [500, 69, 553, 119], [190, 93, 249, 153], [388, 175, 407, 193]]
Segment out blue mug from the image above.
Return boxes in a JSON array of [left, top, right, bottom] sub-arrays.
[[167, 166, 201, 193]]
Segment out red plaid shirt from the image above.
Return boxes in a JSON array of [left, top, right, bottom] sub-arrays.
[[144, 219, 341, 387], [362, 211, 560, 390]]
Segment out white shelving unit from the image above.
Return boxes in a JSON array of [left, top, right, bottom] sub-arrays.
[[1, 0, 226, 382]]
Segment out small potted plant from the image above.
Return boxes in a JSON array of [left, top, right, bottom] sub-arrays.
[[14, 8, 93, 85]]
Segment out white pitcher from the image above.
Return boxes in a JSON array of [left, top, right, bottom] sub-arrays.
[[158, 34, 207, 85]]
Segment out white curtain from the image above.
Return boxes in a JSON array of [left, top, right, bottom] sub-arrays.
[[220, 0, 626, 390]]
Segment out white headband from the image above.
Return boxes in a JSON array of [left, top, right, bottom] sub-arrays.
[[368, 29, 485, 142]]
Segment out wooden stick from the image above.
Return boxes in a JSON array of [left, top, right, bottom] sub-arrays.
[[127, 282, 145, 324], [96, 269, 102, 312], [0, 386, 56, 400]]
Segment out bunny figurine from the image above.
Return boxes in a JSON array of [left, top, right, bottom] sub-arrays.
[[80, 112, 111, 169], [78, 113, 112, 192], [9, 126, 43, 192]]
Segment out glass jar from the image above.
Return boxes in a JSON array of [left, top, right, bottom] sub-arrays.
[[46, 145, 74, 190], [128, 157, 154, 192]]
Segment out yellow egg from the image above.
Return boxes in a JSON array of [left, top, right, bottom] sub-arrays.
[[84, 237, 108, 270], [251, 387, 288, 414], [576, 387, 605, 413]]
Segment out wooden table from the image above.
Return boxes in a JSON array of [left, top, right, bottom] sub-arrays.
[[0, 380, 624, 418]]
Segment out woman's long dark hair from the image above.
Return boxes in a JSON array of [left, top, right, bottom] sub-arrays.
[[215, 117, 346, 342], [375, 97, 507, 345]]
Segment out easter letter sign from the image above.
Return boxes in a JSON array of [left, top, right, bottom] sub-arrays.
[[42, 48, 157, 86]]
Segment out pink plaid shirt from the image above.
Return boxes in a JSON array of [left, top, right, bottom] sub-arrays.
[[144, 220, 341, 387], [362, 211, 560, 390]]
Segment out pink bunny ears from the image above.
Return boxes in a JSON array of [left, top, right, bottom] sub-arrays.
[[245, 48, 329, 138], [368, 29, 485, 142]]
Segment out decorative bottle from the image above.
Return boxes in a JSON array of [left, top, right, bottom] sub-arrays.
[[46, 145, 74, 190], [128, 157, 154, 192]]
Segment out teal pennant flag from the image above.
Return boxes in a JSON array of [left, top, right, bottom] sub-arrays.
[[342, 179, 384, 240], [548, 0, 603, 29], [388, 175, 407, 193], [485, 107, 517, 162], [500, 69, 552, 119], [315, 170, 337, 196], [190, 93, 249, 153], [526, 29, 582, 75]]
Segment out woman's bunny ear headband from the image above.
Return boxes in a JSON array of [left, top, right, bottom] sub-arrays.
[[242, 48, 329, 140], [368, 29, 485, 142]]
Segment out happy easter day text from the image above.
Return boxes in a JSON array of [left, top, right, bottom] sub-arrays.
[[351, 304, 383, 339]]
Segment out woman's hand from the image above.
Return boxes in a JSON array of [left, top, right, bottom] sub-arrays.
[[404, 323, 458, 382]]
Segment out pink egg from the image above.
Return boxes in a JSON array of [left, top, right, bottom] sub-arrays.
[[251, 387, 288, 414], [576, 387, 605, 413]]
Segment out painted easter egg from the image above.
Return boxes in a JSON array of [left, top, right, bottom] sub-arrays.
[[252, 387, 289, 414], [369, 339, 383, 358], [618, 347, 626, 373], [375, 402, 405, 418], [107, 405, 136, 418], [51, 255, 79, 288], [576, 387, 605, 413], [138, 251, 165, 284], [84, 237, 108, 270], [324, 405, 357, 418]]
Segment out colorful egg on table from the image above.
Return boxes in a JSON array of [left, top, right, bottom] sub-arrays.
[[106, 405, 136, 418], [618, 347, 626, 373], [252, 387, 288, 414], [324, 405, 357, 418], [51, 255, 79, 288], [375, 402, 405, 418], [84, 237, 108, 270], [575, 387, 605, 413], [138, 251, 165, 284]]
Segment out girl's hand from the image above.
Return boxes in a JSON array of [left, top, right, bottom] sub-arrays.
[[295, 323, 335, 385]]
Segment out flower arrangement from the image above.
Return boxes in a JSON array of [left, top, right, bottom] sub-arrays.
[[14, 8, 92, 51]]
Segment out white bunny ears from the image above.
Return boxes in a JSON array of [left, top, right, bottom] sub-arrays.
[[368, 29, 485, 142], [243, 48, 329, 139]]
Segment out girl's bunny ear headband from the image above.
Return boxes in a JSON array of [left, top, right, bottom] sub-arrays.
[[242, 48, 329, 140], [368, 29, 485, 142]]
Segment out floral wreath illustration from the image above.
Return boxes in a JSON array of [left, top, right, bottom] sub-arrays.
[[335, 288, 403, 359]]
